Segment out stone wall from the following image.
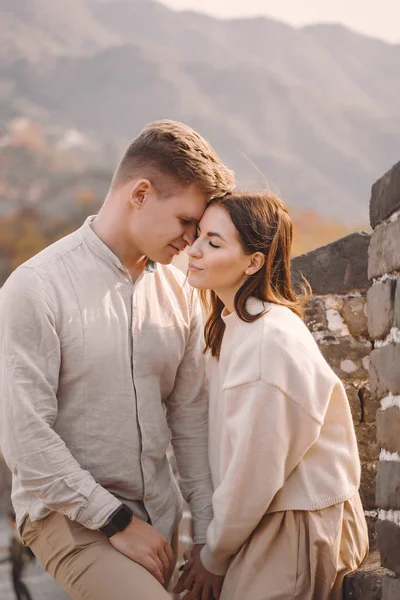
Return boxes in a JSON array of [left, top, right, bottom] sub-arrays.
[[368, 161, 400, 600], [0, 453, 12, 514], [292, 231, 379, 546]]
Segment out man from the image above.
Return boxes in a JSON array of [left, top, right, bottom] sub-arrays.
[[0, 120, 234, 599]]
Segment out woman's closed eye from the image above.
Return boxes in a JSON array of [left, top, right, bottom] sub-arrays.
[[196, 226, 221, 247]]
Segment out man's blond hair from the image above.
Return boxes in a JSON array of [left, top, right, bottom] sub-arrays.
[[111, 120, 235, 198]]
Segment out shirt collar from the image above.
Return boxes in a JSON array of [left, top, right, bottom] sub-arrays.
[[81, 215, 158, 275]]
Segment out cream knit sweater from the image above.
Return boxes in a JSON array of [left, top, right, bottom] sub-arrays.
[[200, 298, 361, 576]]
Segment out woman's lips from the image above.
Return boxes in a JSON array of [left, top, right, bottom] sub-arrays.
[[188, 263, 203, 272]]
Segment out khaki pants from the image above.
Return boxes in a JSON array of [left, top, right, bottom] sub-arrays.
[[21, 512, 173, 600], [220, 493, 369, 600]]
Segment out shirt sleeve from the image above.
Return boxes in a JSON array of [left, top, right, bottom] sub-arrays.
[[200, 379, 321, 575], [0, 267, 121, 529], [166, 291, 213, 544]]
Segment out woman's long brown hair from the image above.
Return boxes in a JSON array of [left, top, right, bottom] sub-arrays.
[[200, 192, 311, 359]]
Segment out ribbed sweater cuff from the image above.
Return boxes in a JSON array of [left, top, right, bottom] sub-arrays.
[[200, 545, 230, 576]]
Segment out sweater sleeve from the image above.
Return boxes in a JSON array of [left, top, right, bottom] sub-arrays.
[[200, 379, 321, 575]]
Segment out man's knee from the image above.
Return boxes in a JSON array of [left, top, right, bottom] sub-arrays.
[[22, 512, 171, 599]]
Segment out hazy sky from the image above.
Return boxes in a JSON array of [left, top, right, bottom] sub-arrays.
[[160, 0, 400, 43]]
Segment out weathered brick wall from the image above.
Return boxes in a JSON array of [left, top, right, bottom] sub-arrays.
[[368, 161, 400, 600], [292, 231, 379, 545]]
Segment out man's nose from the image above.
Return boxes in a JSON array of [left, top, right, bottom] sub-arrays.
[[182, 225, 197, 246]]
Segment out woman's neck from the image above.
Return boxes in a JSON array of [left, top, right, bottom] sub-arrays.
[[215, 289, 236, 315]]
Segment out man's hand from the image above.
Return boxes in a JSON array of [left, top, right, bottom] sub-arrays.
[[109, 515, 175, 585], [174, 544, 224, 600]]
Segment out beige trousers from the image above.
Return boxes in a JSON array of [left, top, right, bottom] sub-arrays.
[[220, 493, 369, 600], [21, 511, 173, 600]]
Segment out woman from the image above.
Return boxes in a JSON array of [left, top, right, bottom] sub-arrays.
[[179, 192, 368, 600]]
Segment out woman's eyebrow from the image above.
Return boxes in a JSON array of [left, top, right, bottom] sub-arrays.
[[197, 226, 226, 242], [208, 231, 226, 241]]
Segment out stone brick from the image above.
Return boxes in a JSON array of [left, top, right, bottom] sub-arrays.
[[382, 574, 400, 600], [367, 280, 397, 340], [377, 519, 400, 575], [368, 219, 400, 279], [355, 423, 379, 463], [341, 296, 368, 338], [360, 385, 380, 424], [360, 462, 378, 510], [369, 345, 400, 399], [343, 551, 384, 600], [303, 297, 328, 333], [376, 407, 400, 454], [395, 281, 400, 329], [320, 337, 371, 381], [347, 384, 379, 425], [346, 385, 362, 424], [376, 461, 400, 511], [291, 232, 370, 295], [365, 514, 378, 550], [370, 161, 400, 229]]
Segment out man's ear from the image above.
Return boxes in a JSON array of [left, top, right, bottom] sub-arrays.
[[245, 252, 265, 276], [129, 179, 152, 209]]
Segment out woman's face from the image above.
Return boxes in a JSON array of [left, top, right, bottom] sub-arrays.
[[187, 204, 254, 297]]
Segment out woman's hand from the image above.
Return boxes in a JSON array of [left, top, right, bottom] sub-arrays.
[[174, 544, 224, 600]]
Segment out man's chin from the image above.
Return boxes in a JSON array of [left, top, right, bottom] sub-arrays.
[[150, 252, 174, 266], [147, 246, 181, 266], [157, 257, 173, 265]]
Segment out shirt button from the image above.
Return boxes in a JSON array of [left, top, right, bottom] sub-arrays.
[[144, 495, 152, 502]]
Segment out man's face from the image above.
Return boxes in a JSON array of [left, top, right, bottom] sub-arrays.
[[130, 183, 208, 264]]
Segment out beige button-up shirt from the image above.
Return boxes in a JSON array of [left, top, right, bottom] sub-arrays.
[[0, 217, 213, 543]]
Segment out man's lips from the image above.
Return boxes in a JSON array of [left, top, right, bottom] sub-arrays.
[[169, 244, 181, 254]]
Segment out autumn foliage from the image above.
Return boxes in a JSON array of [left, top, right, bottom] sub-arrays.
[[0, 194, 102, 284]]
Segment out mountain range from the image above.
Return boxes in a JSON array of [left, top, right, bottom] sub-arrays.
[[1, 0, 400, 222]]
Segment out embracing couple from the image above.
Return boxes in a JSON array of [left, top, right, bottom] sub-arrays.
[[0, 120, 368, 600]]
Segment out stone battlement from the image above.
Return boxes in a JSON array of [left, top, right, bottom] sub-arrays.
[[291, 160, 400, 600]]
